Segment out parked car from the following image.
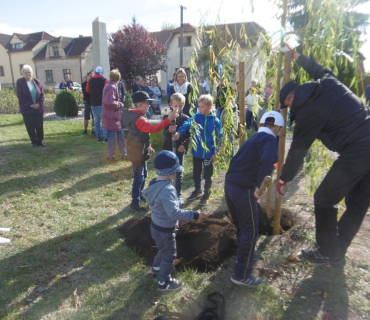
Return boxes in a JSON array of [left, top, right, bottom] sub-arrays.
[[54, 82, 82, 93]]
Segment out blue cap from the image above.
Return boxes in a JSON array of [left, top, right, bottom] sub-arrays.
[[154, 151, 184, 176]]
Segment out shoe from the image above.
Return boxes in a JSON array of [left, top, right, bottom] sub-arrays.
[[129, 204, 147, 213], [121, 155, 128, 160], [37, 142, 46, 147], [199, 190, 211, 206], [253, 250, 260, 262], [140, 195, 147, 203], [103, 139, 108, 144], [158, 278, 183, 292], [97, 138, 103, 143], [301, 248, 344, 267], [82, 130, 87, 135], [31, 143, 37, 147], [178, 197, 184, 205], [231, 274, 263, 288], [150, 266, 160, 275], [187, 190, 203, 201], [107, 157, 117, 161]]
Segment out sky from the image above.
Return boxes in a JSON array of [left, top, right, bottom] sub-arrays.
[[1, 0, 369, 71]]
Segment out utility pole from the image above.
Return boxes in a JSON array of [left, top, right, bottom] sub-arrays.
[[180, 5, 187, 66]]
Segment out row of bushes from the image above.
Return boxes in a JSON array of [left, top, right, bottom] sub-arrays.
[[0, 88, 83, 115]]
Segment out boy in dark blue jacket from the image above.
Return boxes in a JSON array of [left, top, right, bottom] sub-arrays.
[[173, 94, 223, 206], [225, 111, 284, 287]]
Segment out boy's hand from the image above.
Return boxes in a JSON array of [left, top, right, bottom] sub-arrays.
[[177, 145, 185, 153], [197, 211, 207, 222], [172, 132, 180, 141], [168, 125, 177, 133], [149, 146, 155, 156], [277, 179, 288, 197], [254, 189, 265, 199], [167, 110, 178, 122], [211, 154, 217, 163]]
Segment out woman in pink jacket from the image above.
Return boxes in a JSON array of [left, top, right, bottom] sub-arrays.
[[102, 69, 127, 161]]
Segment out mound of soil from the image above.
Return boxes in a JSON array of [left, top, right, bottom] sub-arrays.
[[118, 212, 237, 272]]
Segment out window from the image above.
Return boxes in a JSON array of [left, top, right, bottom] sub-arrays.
[[45, 70, 53, 82], [178, 36, 192, 47], [13, 43, 23, 49], [63, 69, 71, 80], [19, 64, 24, 75], [0, 66, 4, 77], [52, 46, 59, 56]]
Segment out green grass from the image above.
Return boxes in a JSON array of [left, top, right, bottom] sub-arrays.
[[1, 115, 370, 320]]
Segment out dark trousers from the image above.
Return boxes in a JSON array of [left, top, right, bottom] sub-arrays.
[[313, 142, 370, 259], [225, 182, 259, 279], [23, 113, 44, 145], [193, 156, 213, 192], [131, 161, 148, 206], [151, 226, 176, 283], [245, 110, 258, 131], [175, 151, 184, 197]]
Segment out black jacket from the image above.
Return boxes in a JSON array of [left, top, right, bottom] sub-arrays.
[[281, 54, 370, 182], [162, 112, 190, 152], [89, 77, 107, 106]]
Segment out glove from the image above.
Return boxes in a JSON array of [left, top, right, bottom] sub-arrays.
[[277, 179, 288, 197], [279, 44, 296, 57]]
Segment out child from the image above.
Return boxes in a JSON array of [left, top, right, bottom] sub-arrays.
[[142, 150, 206, 292], [172, 94, 223, 206], [225, 110, 284, 287], [122, 91, 178, 213], [162, 93, 190, 204]]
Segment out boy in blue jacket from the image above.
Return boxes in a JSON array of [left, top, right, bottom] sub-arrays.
[[225, 111, 284, 287], [142, 151, 206, 292], [172, 94, 223, 206]]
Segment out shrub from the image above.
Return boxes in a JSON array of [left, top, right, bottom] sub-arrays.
[[125, 91, 133, 109], [44, 92, 56, 112], [54, 90, 78, 116], [0, 88, 19, 114]]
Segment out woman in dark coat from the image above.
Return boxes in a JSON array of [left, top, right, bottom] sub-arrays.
[[169, 68, 194, 116], [16, 65, 45, 147]]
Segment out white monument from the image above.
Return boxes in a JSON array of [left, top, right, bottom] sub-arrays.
[[92, 17, 110, 76]]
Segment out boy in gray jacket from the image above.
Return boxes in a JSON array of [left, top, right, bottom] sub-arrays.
[[142, 150, 206, 292]]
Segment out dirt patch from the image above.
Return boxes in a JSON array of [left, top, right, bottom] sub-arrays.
[[118, 207, 296, 272]]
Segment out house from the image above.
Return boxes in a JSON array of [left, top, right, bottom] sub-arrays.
[[0, 32, 54, 88], [151, 22, 266, 91], [33, 36, 93, 89]]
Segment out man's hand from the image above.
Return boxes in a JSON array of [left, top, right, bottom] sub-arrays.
[[280, 44, 296, 56], [211, 154, 217, 163], [172, 132, 180, 141], [168, 125, 176, 133], [277, 179, 288, 197], [177, 145, 185, 153], [31, 103, 39, 109], [167, 110, 178, 122], [149, 146, 155, 156]]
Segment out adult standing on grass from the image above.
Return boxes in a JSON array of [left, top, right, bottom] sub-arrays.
[[102, 69, 127, 161], [16, 65, 45, 147], [277, 45, 370, 267], [169, 68, 194, 116], [87, 66, 109, 143], [82, 71, 94, 135]]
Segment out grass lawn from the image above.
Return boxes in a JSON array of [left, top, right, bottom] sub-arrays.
[[1, 114, 370, 320]]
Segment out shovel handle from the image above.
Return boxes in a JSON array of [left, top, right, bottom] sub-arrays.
[[256, 176, 272, 196]]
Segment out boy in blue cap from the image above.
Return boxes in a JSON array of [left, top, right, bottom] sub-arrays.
[[142, 150, 206, 292]]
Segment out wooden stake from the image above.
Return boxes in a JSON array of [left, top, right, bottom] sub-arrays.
[[238, 62, 246, 145], [273, 0, 291, 235]]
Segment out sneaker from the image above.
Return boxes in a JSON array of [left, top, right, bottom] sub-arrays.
[[31, 143, 37, 147], [107, 157, 117, 161], [103, 139, 108, 144], [129, 204, 147, 213], [150, 266, 160, 275], [178, 197, 184, 205], [231, 274, 263, 288], [121, 155, 128, 161], [97, 138, 103, 143], [37, 142, 46, 147], [158, 278, 183, 292], [199, 190, 211, 206], [301, 248, 344, 267], [140, 195, 147, 203], [187, 190, 203, 201], [82, 130, 87, 135]]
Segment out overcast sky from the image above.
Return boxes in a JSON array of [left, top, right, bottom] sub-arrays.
[[1, 0, 369, 71]]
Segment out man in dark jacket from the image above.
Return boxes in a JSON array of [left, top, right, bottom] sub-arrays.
[[277, 46, 370, 267], [87, 66, 108, 142]]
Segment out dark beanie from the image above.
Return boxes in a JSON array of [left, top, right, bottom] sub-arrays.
[[280, 81, 299, 108]]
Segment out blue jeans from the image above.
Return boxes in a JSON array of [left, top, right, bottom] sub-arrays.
[[131, 161, 148, 206], [245, 110, 258, 131], [151, 226, 176, 283], [216, 107, 223, 119], [107, 129, 127, 158], [91, 106, 108, 140]]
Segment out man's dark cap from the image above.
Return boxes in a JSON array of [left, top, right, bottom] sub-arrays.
[[280, 81, 299, 108], [132, 91, 155, 103]]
